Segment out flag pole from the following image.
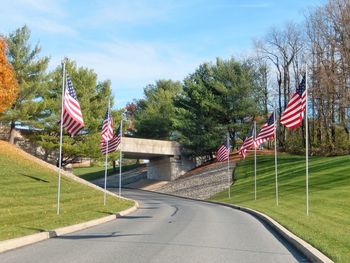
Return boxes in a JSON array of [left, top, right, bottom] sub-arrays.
[[57, 62, 66, 215], [305, 67, 309, 216], [227, 132, 230, 199], [103, 99, 110, 205], [119, 118, 123, 197], [274, 103, 279, 206], [254, 120, 257, 201]]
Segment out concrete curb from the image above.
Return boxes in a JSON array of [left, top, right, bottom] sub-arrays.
[[208, 201, 334, 263], [0, 232, 50, 254], [131, 188, 333, 263], [0, 200, 139, 254]]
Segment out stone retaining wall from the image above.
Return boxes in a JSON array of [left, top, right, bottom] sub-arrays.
[[157, 163, 235, 200]]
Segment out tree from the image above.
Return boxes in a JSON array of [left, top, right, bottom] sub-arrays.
[[175, 58, 261, 159], [37, 59, 116, 166], [0, 37, 18, 113], [1, 25, 49, 143], [124, 102, 137, 135], [133, 80, 182, 140], [174, 63, 222, 159], [255, 22, 304, 148], [304, 0, 350, 155]]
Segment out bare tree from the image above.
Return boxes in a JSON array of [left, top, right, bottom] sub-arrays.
[[255, 22, 304, 148], [305, 0, 350, 154]]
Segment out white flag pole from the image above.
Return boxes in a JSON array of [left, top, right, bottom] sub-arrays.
[[274, 103, 279, 206], [254, 120, 257, 201], [305, 67, 309, 216], [57, 62, 65, 215], [119, 119, 123, 197], [227, 132, 230, 199], [103, 100, 110, 206]]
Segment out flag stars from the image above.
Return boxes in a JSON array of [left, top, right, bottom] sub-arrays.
[[66, 74, 78, 100]]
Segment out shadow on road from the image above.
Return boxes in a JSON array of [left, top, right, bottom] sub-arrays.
[[119, 215, 153, 219], [56, 232, 148, 240]]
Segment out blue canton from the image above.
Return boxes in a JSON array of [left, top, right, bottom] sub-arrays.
[[66, 74, 78, 100], [267, 112, 275, 125], [296, 75, 306, 96], [103, 108, 110, 120]]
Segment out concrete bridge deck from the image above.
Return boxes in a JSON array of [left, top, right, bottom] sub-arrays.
[[120, 137, 181, 159], [119, 137, 194, 181]]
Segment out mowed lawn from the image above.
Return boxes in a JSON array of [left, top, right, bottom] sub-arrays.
[[0, 140, 134, 241], [210, 153, 350, 262], [74, 163, 141, 181]]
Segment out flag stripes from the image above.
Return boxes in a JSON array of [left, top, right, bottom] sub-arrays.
[[255, 112, 276, 148], [239, 126, 255, 159], [101, 108, 114, 143], [217, 138, 229, 162], [280, 75, 306, 129], [62, 74, 84, 136], [239, 135, 254, 159], [100, 127, 121, 155]]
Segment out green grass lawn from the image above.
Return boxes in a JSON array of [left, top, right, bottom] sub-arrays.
[[0, 141, 134, 241], [73, 163, 141, 181], [210, 153, 350, 262]]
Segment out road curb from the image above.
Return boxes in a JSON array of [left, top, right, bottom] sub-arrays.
[[131, 188, 333, 263], [208, 201, 334, 263], [0, 199, 139, 254]]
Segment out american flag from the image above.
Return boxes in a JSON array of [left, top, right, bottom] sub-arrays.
[[62, 74, 84, 136], [100, 108, 114, 143], [280, 75, 306, 129], [100, 126, 121, 155], [255, 112, 276, 148], [239, 127, 255, 159], [216, 137, 230, 162]]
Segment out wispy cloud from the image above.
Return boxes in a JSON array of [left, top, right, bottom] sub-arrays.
[[31, 18, 77, 35], [13, 0, 65, 17], [73, 40, 199, 78], [63, 38, 204, 97], [2, 0, 75, 36], [84, 0, 176, 27], [0, 0, 311, 106]]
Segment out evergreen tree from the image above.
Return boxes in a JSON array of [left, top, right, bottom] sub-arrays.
[[175, 63, 226, 159], [2, 25, 49, 143], [175, 58, 261, 159], [133, 80, 182, 140], [38, 59, 117, 166]]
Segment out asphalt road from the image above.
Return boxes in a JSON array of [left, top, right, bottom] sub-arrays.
[[0, 189, 307, 263]]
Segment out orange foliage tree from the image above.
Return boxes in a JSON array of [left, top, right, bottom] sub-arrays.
[[0, 37, 18, 113]]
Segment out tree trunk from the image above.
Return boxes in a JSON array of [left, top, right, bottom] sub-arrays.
[[8, 121, 16, 144], [113, 160, 117, 173]]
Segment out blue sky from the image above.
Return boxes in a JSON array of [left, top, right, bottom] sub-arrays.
[[1, 0, 326, 107]]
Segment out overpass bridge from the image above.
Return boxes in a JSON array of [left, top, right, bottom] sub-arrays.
[[120, 137, 195, 181]]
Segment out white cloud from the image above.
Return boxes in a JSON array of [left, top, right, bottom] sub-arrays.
[[58, 36, 252, 104], [11, 0, 65, 17], [82, 0, 182, 27], [31, 18, 77, 35], [1, 0, 75, 36], [60, 39, 204, 101]]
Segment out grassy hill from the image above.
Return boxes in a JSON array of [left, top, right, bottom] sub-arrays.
[[210, 153, 350, 262], [74, 163, 142, 181], [0, 140, 133, 241]]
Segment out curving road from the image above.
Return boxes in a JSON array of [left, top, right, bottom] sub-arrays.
[[0, 189, 307, 263]]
